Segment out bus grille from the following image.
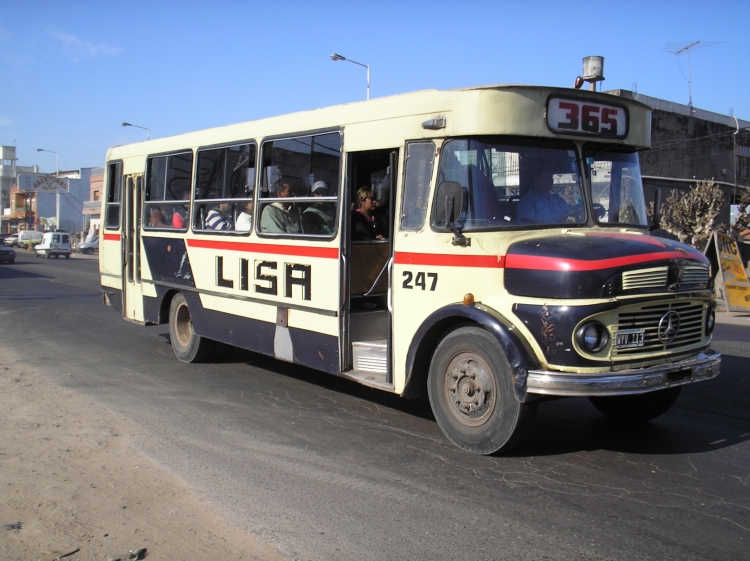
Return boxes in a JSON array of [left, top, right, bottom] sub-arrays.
[[622, 267, 668, 290], [681, 265, 709, 285], [613, 301, 705, 358]]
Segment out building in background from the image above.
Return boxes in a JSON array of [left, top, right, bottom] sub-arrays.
[[82, 166, 103, 238], [5, 167, 93, 234], [35, 168, 93, 233], [608, 90, 750, 227], [1, 146, 40, 233]]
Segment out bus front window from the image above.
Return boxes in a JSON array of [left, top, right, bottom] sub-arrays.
[[433, 138, 584, 230], [585, 147, 648, 227]]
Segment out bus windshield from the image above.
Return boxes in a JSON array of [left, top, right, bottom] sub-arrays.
[[434, 138, 584, 230], [585, 147, 648, 227]]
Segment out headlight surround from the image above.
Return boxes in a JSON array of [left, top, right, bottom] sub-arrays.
[[575, 321, 610, 353], [706, 308, 716, 334]]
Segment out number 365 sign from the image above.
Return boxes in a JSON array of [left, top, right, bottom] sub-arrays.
[[546, 97, 628, 138]]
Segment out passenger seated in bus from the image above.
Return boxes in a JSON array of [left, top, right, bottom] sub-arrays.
[[352, 187, 386, 240], [260, 180, 301, 233], [149, 206, 170, 228], [302, 181, 335, 235], [517, 176, 575, 224], [235, 201, 253, 231], [172, 204, 188, 229], [206, 202, 233, 230]]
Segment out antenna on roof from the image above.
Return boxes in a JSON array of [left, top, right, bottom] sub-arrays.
[[665, 41, 723, 112]]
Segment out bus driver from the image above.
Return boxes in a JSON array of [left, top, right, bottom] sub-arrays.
[[517, 175, 575, 224]]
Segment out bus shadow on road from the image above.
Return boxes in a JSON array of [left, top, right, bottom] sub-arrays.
[[513, 356, 749, 457], [158, 334, 436, 421]]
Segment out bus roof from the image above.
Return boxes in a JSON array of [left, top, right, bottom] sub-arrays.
[[107, 84, 652, 162]]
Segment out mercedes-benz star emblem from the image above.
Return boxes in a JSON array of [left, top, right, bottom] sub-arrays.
[[658, 310, 681, 344]]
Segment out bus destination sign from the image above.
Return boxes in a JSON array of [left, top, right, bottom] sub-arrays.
[[546, 97, 628, 138]]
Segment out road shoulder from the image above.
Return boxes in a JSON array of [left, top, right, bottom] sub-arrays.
[[0, 346, 285, 561]]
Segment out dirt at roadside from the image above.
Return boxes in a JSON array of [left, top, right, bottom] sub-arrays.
[[0, 348, 286, 561]]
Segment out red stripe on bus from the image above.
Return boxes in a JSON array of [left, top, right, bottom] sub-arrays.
[[395, 250, 704, 271], [505, 251, 703, 272], [187, 238, 339, 259], [103, 233, 121, 241], [394, 252, 506, 268]]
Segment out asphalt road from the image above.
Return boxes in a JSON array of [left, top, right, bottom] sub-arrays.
[[1, 249, 748, 561]]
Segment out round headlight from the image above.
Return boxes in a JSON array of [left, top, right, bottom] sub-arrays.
[[576, 321, 610, 353], [706, 309, 715, 334]]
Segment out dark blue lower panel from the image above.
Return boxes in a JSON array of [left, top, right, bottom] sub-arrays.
[[143, 285, 172, 325], [101, 286, 122, 313], [173, 290, 341, 374]]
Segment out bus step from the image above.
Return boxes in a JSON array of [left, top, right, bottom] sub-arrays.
[[352, 340, 387, 374]]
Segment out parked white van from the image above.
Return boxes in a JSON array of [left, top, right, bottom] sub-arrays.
[[35, 231, 71, 259], [14, 230, 43, 248]]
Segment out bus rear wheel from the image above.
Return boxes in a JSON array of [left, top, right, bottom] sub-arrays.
[[169, 293, 215, 363], [589, 387, 681, 423], [427, 326, 536, 455]]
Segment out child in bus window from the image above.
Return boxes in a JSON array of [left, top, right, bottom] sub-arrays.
[[149, 206, 169, 228], [206, 202, 233, 230], [236, 201, 253, 231]]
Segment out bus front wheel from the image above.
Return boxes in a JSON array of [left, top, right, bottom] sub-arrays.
[[169, 293, 215, 363], [427, 326, 536, 455], [589, 387, 681, 423]]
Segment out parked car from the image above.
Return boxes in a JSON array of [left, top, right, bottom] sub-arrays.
[[5, 234, 19, 247], [0, 239, 15, 264], [78, 235, 99, 255], [34, 231, 71, 259]]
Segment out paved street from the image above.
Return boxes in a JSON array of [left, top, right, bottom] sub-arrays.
[[1, 250, 748, 561]]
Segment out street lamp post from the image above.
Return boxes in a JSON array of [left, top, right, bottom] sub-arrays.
[[36, 148, 59, 231], [330, 53, 370, 100], [122, 122, 151, 140]]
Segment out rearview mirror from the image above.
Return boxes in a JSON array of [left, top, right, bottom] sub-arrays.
[[435, 181, 463, 225]]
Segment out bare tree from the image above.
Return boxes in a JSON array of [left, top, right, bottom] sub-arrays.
[[657, 179, 725, 250], [730, 190, 750, 238]]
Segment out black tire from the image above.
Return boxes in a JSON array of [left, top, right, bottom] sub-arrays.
[[427, 326, 537, 455], [65, 254, 70, 259], [168, 293, 215, 363], [589, 387, 681, 423], [84, 248, 93, 255]]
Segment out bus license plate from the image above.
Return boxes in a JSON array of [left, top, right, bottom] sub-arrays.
[[616, 328, 645, 349]]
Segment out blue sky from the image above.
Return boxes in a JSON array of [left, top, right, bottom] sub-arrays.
[[2, 0, 748, 172]]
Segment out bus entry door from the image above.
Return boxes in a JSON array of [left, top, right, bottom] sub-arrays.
[[122, 174, 145, 322], [343, 149, 397, 389]]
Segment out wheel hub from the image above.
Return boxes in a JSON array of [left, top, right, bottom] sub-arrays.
[[446, 354, 495, 426], [174, 303, 193, 348]]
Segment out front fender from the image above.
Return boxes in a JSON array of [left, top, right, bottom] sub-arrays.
[[402, 303, 538, 402]]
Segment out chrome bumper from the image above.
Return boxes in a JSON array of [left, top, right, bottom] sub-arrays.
[[526, 350, 721, 397]]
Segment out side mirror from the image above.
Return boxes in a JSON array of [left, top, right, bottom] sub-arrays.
[[435, 181, 470, 247], [649, 188, 662, 232], [435, 181, 463, 224]]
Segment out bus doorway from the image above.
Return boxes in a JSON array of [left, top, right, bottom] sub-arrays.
[[344, 149, 397, 389], [122, 174, 145, 322]]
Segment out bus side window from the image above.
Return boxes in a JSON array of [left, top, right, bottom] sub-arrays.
[[144, 152, 193, 230], [258, 132, 340, 237], [104, 161, 123, 230], [193, 143, 256, 234], [400, 141, 435, 230]]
